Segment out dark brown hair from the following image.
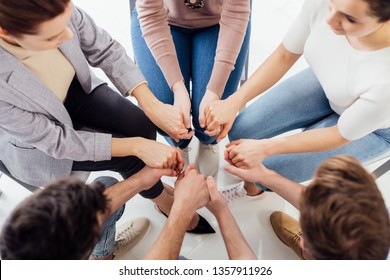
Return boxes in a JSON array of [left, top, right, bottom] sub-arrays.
[[0, 178, 108, 259], [362, 0, 390, 22], [0, 0, 70, 36], [300, 155, 390, 260]]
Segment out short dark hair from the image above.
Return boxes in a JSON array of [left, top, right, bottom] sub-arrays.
[[0, 178, 108, 259], [0, 0, 70, 36], [300, 155, 390, 260], [363, 0, 390, 22]]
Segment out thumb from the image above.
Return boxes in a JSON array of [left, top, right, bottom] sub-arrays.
[[182, 111, 191, 129], [199, 112, 206, 128], [160, 168, 177, 178], [216, 124, 231, 142], [206, 176, 218, 196], [224, 164, 246, 179]]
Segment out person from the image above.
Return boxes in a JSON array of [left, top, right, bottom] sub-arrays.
[[204, 0, 390, 192], [0, 164, 257, 260], [145, 165, 257, 260], [0, 165, 177, 260], [131, 0, 251, 177], [226, 155, 390, 259], [0, 0, 213, 233]]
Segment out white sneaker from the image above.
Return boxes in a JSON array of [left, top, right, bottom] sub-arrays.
[[113, 217, 150, 258], [195, 143, 219, 177], [180, 147, 191, 170], [221, 181, 265, 204]]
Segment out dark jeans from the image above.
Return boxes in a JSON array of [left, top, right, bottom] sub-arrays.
[[64, 78, 163, 199]]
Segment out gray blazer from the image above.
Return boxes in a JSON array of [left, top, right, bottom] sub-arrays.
[[0, 5, 145, 186]]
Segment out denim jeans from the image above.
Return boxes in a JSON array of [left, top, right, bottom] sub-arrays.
[[90, 176, 124, 258], [131, 10, 251, 148], [229, 68, 390, 190]]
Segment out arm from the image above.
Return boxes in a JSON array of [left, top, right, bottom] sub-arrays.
[[226, 125, 349, 168], [104, 166, 176, 215], [204, 43, 301, 140], [206, 177, 256, 259], [145, 165, 210, 259], [224, 164, 304, 210]]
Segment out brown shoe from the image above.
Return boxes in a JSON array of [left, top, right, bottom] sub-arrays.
[[270, 211, 304, 259]]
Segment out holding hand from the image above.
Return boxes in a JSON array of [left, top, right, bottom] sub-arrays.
[[225, 139, 270, 168], [172, 81, 193, 134], [204, 97, 241, 142], [133, 165, 177, 191], [174, 164, 210, 212], [136, 138, 184, 172], [205, 176, 228, 216], [198, 89, 220, 130]]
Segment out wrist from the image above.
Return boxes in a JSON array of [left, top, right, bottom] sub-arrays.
[[172, 80, 186, 95], [228, 94, 246, 111]]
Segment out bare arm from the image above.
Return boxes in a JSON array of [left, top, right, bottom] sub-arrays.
[[145, 166, 210, 259], [206, 177, 256, 259], [225, 164, 304, 210]]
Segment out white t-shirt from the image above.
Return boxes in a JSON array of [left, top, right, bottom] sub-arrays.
[[283, 0, 390, 141]]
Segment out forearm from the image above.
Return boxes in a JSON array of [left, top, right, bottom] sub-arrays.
[[104, 175, 145, 214], [229, 43, 301, 109], [214, 208, 256, 260], [266, 126, 350, 157], [131, 83, 160, 113], [111, 137, 143, 157], [257, 170, 304, 210], [145, 203, 194, 260]]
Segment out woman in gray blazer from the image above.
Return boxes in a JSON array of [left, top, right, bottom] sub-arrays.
[[0, 0, 213, 234]]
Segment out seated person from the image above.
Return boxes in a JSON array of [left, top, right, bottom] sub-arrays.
[[0, 164, 256, 260], [226, 155, 390, 259]]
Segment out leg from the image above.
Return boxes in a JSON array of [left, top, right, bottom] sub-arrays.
[[90, 176, 123, 259], [257, 115, 390, 189], [131, 10, 192, 148], [229, 68, 334, 141], [190, 20, 251, 144], [65, 79, 163, 199]]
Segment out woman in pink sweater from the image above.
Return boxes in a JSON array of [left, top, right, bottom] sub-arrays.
[[132, 0, 251, 177]]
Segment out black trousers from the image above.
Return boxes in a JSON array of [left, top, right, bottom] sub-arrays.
[[64, 78, 163, 199]]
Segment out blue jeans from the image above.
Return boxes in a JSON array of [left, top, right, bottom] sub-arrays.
[[131, 10, 251, 148], [90, 176, 124, 258], [229, 68, 390, 189]]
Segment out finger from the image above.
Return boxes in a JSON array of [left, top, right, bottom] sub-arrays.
[[160, 168, 177, 178], [185, 163, 196, 175], [179, 130, 194, 140], [199, 109, 206, 128], [204, 128, 220, 137], [181, 111, 191, 129], [216, 124, 231, 142], [224, 164, 247, 179], [206, 176, 217, 192], [224, 149, 233, 164], [225, 139, 241, 148]]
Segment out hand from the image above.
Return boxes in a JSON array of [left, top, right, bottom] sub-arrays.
[[204, 97, 241, 142], [198, 89, 220, 130], [135, 139, 184, 172], [173, 164, 210, 212], [225, 139, 267, 169], [224, 163, 271, 185], [133, 166, 177, 191], [172, 81, 192, 131], [205, 176, 228, 216], [149, 101, 193, 142]]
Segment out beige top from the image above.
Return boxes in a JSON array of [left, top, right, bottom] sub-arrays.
[[136, 0, 250, 96], [0, 38, 75, 102]]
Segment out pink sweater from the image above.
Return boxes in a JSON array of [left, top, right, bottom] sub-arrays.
[[136, 0, 250, 96]]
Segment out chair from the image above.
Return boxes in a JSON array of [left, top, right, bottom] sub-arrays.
[[372, 157, 390, 178]]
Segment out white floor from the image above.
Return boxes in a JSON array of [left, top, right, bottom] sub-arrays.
[[1, 0, 389, 260]]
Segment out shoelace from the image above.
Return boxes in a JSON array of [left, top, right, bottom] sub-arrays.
[[221, 182, 247, 203], [116, 224, 139, 244], [289, 231, 302, 246], [201, 144, 219, 153]]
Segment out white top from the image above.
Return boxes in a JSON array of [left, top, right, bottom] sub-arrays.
[[283, 0, 390, 141]]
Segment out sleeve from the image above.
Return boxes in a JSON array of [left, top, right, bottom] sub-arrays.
[[338, 84, 390, 140], [206, 0, 250, 96], [71, 5, 145, 96], [0, 100, 111, 162], [136, 0, 183, 89], [282, 0, 311, 54]]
